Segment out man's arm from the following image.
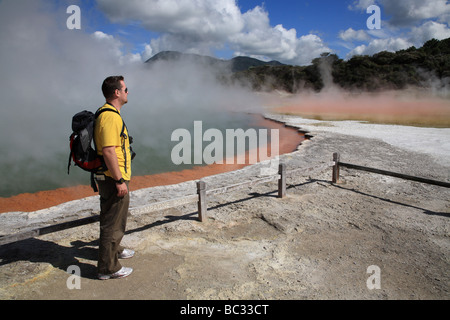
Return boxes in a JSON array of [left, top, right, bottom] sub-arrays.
[[102, 146, 128, 197]]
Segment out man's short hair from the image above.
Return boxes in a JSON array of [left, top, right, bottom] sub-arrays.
[[102, 76, 124, 100]]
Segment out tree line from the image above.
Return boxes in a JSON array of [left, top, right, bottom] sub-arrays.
[[229, 37, 450, 93]]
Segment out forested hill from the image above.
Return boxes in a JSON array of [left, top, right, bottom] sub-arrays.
[[231, 37, 450, 93], [146, 51, 284, 72]]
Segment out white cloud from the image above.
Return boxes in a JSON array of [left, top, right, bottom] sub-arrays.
[[98, 0, 245, 39], [380, 0, 450, 27], [96, 0, 244, 52], [296, 35, 332, 65], [410, 21, 450, 44], [348, 37, 413, 57], [346, 19, 450, 58], [339, 28, 371, 42], [229, 6, 332, 65], [230, 7, 299, 62], [92, 31, 144, 64], [92, 31, 122, 54], [96, 0, 331, 65], [350, 0, 450, 26], [345, 0, 450, 59], [348, 0, 376, 11], [141, 44, 154, 61]]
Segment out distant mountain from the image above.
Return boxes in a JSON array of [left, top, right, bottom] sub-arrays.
[[145, 51, 284, 72], [230, 56, 284, 72]]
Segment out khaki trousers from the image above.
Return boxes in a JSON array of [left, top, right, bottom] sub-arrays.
[[97, 177, 130, 275]]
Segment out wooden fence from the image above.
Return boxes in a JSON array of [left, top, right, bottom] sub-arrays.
[[1, 153, 448, 246], [332, 152, 450, 188], [0, 162, 332, 246]]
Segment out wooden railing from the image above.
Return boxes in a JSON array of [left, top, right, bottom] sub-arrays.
[[2, 153, 447, 246], [332, 153, 450, 188], [0, 161, 333, 246]]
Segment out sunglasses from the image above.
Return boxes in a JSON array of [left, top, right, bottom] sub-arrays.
[[117, 87, 128, 93]]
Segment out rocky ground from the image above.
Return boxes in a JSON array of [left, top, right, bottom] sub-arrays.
[[0, 114, 449, 300]]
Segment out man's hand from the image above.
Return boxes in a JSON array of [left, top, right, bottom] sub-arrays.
[[116, 182, 128, 198]]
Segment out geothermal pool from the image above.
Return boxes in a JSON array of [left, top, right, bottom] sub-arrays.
[[0, 111, 266, 198], [0, 113, 304, 213]]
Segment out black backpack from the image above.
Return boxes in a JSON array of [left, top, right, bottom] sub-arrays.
[[68, 107, 126, 192]]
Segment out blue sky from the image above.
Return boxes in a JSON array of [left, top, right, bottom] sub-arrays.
[[63, 0, 448, 66], [62, 0, 450, 65], [2, 0, 450, 66]]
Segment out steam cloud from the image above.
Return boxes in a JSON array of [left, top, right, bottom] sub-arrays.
[[0, 0, 263, 196]]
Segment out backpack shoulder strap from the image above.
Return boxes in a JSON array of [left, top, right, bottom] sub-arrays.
[[95, 105, 126, 135], [95, 106, 120, 119]]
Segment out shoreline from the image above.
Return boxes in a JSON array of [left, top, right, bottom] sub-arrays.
[[0, 115, 305, 214]]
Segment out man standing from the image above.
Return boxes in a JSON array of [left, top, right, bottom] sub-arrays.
[[94, 76, 134, 280]]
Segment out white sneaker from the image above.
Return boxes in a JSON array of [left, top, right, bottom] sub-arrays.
[[119, 248, 135, 259], [98, 267, 133, 280]]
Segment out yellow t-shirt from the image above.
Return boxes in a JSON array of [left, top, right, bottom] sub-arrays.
[[94, 104, 132, 181]]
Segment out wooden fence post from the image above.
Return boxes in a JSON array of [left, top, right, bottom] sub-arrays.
[[278, 163, 286, 198], [332, 153, 340, 184], [197, 181, 207, 222]]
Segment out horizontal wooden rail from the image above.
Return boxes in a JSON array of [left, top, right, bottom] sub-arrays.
[[207, 175, 280, 196], [333, 153, 450, 188], [0, 215, 100, 246], [130, 194, 199, 216], [340, 162, 450, 188]]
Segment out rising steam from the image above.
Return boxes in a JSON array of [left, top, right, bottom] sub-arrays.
[[0, 0, 263, 196]]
